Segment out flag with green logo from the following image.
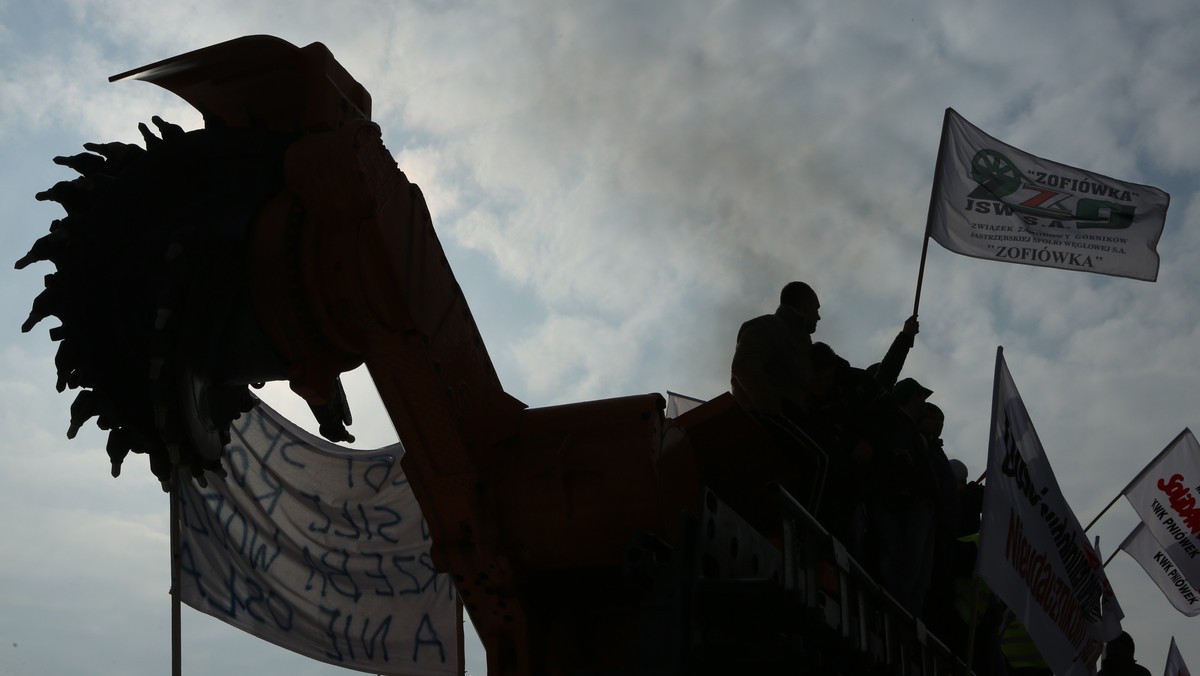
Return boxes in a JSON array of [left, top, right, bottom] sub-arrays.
[[927, 108, 1170, 281]]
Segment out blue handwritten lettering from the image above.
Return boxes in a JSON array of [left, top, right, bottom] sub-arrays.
[[413, 613, 446, 663]]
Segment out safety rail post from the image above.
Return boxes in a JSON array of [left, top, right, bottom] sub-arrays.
[[773, 485, 972, 676], [830, 538, 854, 647]]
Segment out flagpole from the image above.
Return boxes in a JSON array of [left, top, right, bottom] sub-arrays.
[[171, 471, 182, 676], [1083, 428, 1192, 533], [1102, 547, 1120, 568], [1082, 492, 1123, 534], [963, 577, 982, 675], [913, 108, 953, 316]]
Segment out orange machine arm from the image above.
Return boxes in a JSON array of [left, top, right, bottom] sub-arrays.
[[118, 36, 698, 674]]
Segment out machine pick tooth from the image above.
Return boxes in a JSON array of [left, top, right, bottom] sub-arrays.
[[35, 179, 94, 214], [151, 116, 185, 141], [138, 122, 162, 148], [22, 284, 61, 333], [15, 229, 70, 270], [53, 152, 107, 176], [67, 390, 104, 439], [82, 141, 143, 165]]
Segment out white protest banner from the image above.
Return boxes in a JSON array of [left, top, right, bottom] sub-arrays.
[[977, 347, 1123, 676], [1122, 429, 1200, 590], [1166, 637, 1192, 676], [1117, 523, 1200, 617], [177, 401, 462, 675], [928, 108, 1170, 281]]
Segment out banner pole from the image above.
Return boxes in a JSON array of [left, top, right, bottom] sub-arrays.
[[456, 594, 466, 676], [1082, 492, 1123, 534], [1087, 428, 1194, 537], [1103, 546, 1120, 569], [913, 231, 933, 318], [963, 577, 982, 676], [913, 108, 953, 317], [171, 472, 182, 676]]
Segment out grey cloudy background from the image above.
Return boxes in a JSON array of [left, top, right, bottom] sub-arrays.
[[2, 1, 1198, 674]]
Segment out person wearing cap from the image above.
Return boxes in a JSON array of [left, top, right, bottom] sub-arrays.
[[861, 376, 940, 617]]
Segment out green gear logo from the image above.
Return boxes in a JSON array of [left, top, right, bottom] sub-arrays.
[[967, 148, 1136, 229], [971, 149, 1023, 197]]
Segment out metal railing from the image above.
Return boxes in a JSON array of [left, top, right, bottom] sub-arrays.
[[774, 485, 972, 676]]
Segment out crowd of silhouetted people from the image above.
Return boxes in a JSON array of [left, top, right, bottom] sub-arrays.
[[728, 281, 1081, 675]]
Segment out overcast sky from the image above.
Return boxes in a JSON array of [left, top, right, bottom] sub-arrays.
[[2, 1, 1199, 674]]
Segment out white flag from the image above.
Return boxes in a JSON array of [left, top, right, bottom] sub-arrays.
[[977, 347, 1123, 676], [177, 401, 462, 676], [928, 108, 1170, 281], [665, 391, 705, 418], [1166, 637, 1192, 676], [1122, 429, 1200, 595], [1117, 523, 1200, 617]]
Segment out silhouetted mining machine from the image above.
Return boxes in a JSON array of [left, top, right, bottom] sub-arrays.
[[20, 36, 967, 675]]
